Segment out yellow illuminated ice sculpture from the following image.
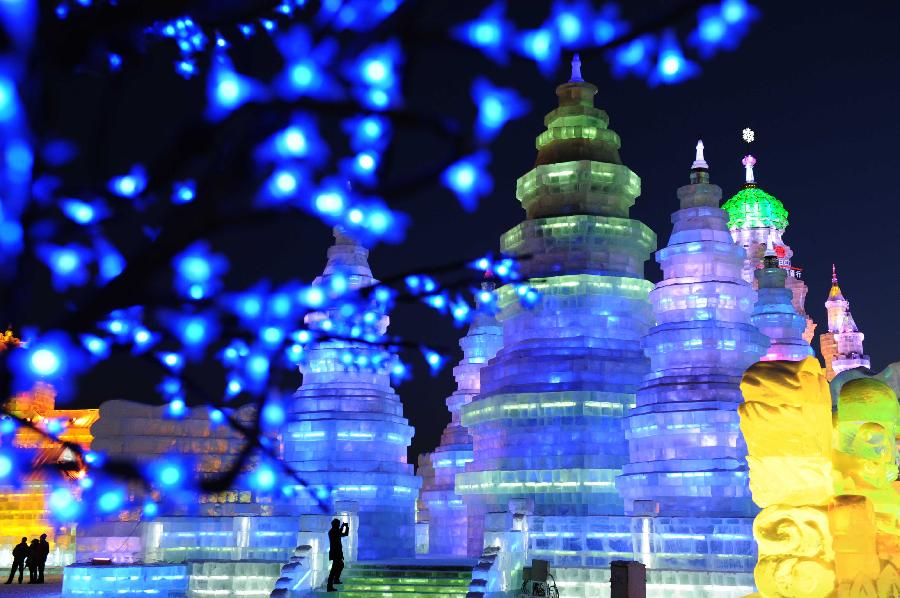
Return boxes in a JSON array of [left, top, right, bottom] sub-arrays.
[[739, 356, 900, 597]]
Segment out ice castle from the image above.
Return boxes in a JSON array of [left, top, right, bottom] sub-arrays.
[[61, 58, 882, 598]]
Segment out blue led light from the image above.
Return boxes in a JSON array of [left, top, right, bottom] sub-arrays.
[[109, 165, 146, 198], [49, 487, 81, 522], [650, 32, 699, 86], [173, 181, 196, 204], [98, 489, 125, 513], [262, 401, 286, 427], [423, 349, 445, 375], [314, 190, 345, 215], [158, 464, 182, 487], [0, 454, 13, 479], [60, 199, 98, 224], [442, 152, 492, 212], [30, 348, 60, 376], [453, 2, 509, 62], [472, 78, 529, 141]]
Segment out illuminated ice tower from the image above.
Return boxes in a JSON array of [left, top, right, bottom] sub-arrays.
[[820, 265, 870, 380], [619, 141, 768, 522], [458, 56, 657, 559], [281, 227, 420, 560], [421, 282, 503, 557], [751, 233, 814, 361], [721, 151, 816, 342]]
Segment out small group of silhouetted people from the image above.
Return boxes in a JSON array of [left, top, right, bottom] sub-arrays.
[[5, 534, 49, 585], [327, 519, 349, 592]]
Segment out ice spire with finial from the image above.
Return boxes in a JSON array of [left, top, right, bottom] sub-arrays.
[[569, 53, 583, 82], [831, 263, 837, 285], [692, 139, 708, 170], [742, 154, 756, 184]]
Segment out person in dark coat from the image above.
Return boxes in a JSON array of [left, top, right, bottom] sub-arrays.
[[4, 537, 28, 584], [327, 519, 349, 592], [25, 539, 39, 584], [37, 534, 49, 583]]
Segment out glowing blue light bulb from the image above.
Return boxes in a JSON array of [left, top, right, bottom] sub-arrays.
[[279, 127, 307, 156], [0, 454, 12, 478], [315, 191, 344, 215], [49, 487, 80, 521], [248, 355, 269, 379], [274, 170, 297, 195], [168, 398, 186, 417], [143, 501, 159, 518], [556, 12, 581, 43], [699, 16, 726, 42], [98, 490, 124, 513], [722, 0, 747, 23], [61, 199, 96, 224], [362, 59, 388, 84], [262, 402, 285, 426], [661, 54, 681, 75], [361, 118, 381, 139], [159, 465, 181, 486], [180, 256, 211, 282], [52, 249, 79, 274], [30, 348, 61, 377], [356, 151, 376, 172], [254, 466, 276, 491], [262, 326, 283, 345], [473, 22, 499, 45]]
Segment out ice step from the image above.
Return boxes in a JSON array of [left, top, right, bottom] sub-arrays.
[[309, 560, 473, 598]]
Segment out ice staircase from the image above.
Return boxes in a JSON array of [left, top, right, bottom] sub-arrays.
[[310, 559, 474, 597]]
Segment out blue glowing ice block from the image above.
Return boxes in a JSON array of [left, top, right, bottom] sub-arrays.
[[279, 227, 420, 560]]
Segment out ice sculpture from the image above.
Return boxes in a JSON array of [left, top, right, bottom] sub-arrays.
[[421, 282, 502, 556], [619, 141, 768, 520], [279, 227, 420, 560], [722, 155, 816, 342], [751, 233, 813, 362], [820, 265, 871, 381], [458, 58, 657, 560], [739, 357, 900, 597]]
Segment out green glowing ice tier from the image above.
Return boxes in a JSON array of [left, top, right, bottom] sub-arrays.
[[516, 160, 641, 220], [721, 184, 789, 230]]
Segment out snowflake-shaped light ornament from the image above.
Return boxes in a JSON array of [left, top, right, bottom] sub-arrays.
[[742, 127, 755, 143]]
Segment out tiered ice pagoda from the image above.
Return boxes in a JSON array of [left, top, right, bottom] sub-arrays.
[[457, 55, 657, 566], [280, 226, 420, 560], [751, 233, 814, 361], [617, 142, 767, 579], [820, 265, 871, 380]]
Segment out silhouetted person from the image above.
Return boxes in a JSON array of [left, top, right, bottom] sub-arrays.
[[327, 519, 349, 592], [37, 534, 49, 583], [25, 539, 39, 584], [4, 537, 27, 584]]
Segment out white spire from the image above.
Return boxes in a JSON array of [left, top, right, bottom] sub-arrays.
[[764, 228, 776, 257], [569, 53, 583, 82], [691, 139, 708, 170], [742, 154, 756, 184]]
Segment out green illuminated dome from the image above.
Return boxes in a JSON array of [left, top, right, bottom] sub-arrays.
[[721, 183, 788, 230]]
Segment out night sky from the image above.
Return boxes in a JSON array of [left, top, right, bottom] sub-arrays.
[[48, 1, 900, 464]]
